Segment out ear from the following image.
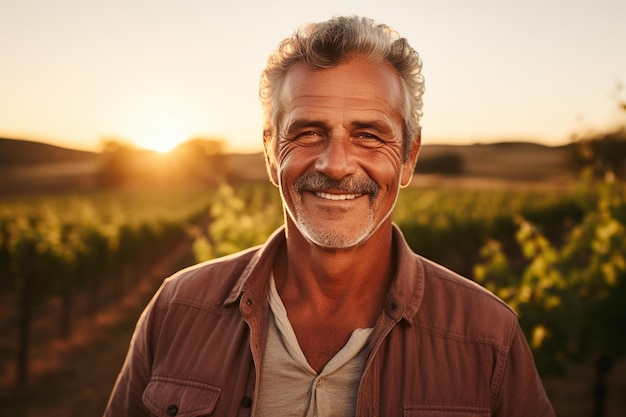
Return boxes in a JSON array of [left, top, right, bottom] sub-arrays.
[[263, 134, 279, 186], [265, 152, 279, 186], [400, 130, 421, 188]]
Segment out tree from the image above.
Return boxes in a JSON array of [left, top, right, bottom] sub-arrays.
[[170, 138, 226, 184], [571, 85, 626, 179], [95, 139, 137, 187]]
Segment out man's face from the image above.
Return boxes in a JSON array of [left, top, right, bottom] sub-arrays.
[[266, 57, 419, 249]]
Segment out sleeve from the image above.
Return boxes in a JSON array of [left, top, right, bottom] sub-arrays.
[[102, 289, 162, 417], [492, 321, 556, 417]]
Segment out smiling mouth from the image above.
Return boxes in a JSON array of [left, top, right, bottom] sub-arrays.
[[315, 192, 363, 201]]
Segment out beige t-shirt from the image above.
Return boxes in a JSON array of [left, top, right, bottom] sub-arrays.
[[254, 276, 373, 417]]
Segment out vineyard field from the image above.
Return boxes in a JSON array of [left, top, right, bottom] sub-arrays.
[[0, 186, 217, 392], [1, 177, 625, 417]]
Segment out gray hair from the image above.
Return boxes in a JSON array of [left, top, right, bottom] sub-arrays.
[[259, 15, 425, 162]]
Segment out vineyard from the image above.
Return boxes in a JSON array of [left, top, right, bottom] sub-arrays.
[[1, 172, 625, 416], [0, 187, 215, 387]]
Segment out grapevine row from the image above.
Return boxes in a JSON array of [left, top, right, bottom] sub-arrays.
[[0, 187, 215, 387]]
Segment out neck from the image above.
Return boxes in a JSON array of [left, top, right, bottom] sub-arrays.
[[274, 219, 395, 321]]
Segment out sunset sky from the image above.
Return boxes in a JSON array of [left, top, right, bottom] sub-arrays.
[[1, 0, 625, 153]]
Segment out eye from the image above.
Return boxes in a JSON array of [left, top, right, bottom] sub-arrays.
[[354, 132, 383, 147], [294, 130, 324, 145]]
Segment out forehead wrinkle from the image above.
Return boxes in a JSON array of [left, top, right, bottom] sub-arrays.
[[286, 96, 399, 121], [282, 62, 403, 108], [287, 84, 402, 125]]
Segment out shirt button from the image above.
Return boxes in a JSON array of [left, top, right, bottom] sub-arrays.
[[390, 302, 398, 310], [166, 404, 179, 416], [241, 396, 252, 408], [245, 298, 253, 306]]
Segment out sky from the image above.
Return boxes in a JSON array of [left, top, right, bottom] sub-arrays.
[[1, 0, 625, 153]]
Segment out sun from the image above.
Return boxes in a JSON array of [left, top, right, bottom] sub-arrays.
[[132, 121, 189, 153], [128, 99, 197, 153]]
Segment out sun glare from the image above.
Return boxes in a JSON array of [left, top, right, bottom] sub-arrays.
[[128, 99, 198, 153], [133, 123, 188, 153]]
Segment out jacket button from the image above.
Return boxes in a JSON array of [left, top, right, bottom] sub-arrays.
[[167, 404, 179, 416], [241, 396, 252, 408]]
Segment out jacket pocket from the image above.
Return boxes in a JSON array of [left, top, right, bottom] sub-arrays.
[[143, 376, 221, 417], [403, 405, 490, 417]]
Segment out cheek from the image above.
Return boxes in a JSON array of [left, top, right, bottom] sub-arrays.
[[275, 151, 303, 192], [276, 140, 298, 168], [277, 144, 319, 177], [363, 148, 404, 180]]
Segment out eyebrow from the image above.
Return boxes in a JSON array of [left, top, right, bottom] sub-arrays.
[[284, 119, 329, 135], [284, 119, 395, 136], [350, 120, 395, 136]]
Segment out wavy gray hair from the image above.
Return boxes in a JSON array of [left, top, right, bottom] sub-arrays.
[[259, 15, 425, 163]]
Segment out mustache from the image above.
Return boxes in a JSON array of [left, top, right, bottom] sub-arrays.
[[294, 174, 380, 197]]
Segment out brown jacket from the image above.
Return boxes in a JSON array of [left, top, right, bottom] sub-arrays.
[[104, 226, 555, 417]]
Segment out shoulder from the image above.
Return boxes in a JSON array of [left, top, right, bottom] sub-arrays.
[[154, 245, 261, 309], [151, 227, 286, 312], [415, 255, 518, 349], [420, 255, 515, 315]]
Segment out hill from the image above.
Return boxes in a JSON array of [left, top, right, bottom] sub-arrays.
[[0, 138, 578, 194], [0, 138, 99, 166], [0, 138, 104, 194], [416, 141, 576, 187]]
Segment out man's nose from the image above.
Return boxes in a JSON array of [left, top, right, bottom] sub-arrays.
[[314, 137, 357, 180]]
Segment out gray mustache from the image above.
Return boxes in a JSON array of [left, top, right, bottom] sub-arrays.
[[294, 174, 380, 198]]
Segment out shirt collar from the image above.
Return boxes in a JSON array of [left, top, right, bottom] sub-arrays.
[[225, 224, 425, 325]]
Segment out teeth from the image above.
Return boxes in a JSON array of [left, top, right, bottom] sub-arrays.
[[316, 192, 363, 201]]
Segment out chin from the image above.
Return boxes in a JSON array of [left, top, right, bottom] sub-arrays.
[[295, 216, 387, 250], [304, 230, 371, 250]]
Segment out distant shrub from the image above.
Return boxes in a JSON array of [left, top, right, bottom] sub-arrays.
[[572, 127, 626, 179], [415, 151, 465, 175]]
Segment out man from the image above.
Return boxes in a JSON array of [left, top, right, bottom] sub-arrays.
[[104, 16, 555, 416]]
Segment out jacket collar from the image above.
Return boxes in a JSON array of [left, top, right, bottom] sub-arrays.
[[385, 225, 424, 326], [225, 224, 425, 325], [224, 226, 286, 306]]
